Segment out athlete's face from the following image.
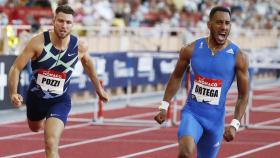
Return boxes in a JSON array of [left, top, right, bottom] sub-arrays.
[[53, 12, 74, 39], [207, 11, 231, 45]]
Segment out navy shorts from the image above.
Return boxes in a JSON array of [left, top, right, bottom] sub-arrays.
[[26, 91, 71, 125]]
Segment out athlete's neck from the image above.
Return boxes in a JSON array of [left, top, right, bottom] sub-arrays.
[[207, 36, 228, 55]]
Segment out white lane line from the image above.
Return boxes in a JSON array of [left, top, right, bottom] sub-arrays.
[[1, 93, 275, 141], [70, 111, 158, 121], [1, 92, 279, 157], [253, 102, 280, 110], [253, 117, 280, 126], [228, 141, 280, 158], [225, 117, 280, 158], [255, 97, 280, 101], [116, 111, 280, 158], [0, 110, 157, 141], [114, 111, 233, 158], [0, 122, 92, 141], [117, 143, 178, 158], [1, 126, 160, 158], [114, 112, 158, 120], [253, 82, 280, 90]]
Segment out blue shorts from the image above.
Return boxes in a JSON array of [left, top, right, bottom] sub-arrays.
[[178, 106, 224, 158], [26, 91, 71, 125]]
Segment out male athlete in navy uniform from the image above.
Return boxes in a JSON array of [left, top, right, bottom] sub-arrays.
[[154, 6, 249, 158], [8, 5, 109, 158]]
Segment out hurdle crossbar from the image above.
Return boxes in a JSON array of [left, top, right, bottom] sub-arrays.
[[244, 65, 280, 130]]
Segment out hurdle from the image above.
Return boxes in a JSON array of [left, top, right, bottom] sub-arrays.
[[244, 68, 280, 130], [88, 81, 174, 127], [90, 97, 174, 127], [243, 49, 280, 130]]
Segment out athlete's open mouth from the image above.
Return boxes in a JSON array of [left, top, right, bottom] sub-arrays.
[[217, 33, 226, 41]]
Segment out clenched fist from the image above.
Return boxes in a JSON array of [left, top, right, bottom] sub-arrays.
[[223, 126, 237, 142], [10, 93, 23, 108], [154, 109, 167, 124]]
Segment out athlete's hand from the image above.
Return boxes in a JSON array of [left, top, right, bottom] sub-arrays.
[[223, 126, 237, 142], [154, 109, 167, 124], [10, 93, 23, 108], [97, 89, 109, 103]]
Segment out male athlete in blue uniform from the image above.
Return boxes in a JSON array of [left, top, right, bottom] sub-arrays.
[[154, 6, 249, 158], [8, 5, 109, 158]]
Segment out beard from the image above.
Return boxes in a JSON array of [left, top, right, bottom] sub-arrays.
[[210, 31, 228, 45], [54, 28, 70, 39]]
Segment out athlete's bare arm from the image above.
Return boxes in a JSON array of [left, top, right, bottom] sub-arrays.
[[233, 51, 249, 121], [163, 43, 194, 102], [8, 34, 44, 107], [78, 40, 109, 102], [224, 51, 249, 141], [154, 43, 194, 124]]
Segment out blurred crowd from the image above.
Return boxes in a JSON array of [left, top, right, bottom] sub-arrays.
[[0, 0, 279, 31], [0, 0, 279, 54], [58, 0, 280, 31]]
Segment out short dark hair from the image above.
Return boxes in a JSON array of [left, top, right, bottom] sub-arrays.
[[55, 4, 75, 16], [209, 6, 231, 20]]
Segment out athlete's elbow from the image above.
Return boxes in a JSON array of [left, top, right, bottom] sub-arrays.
[[238, 94, 249, 105], [238, 92, 249, 102]]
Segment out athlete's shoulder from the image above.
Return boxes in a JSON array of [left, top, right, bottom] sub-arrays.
[[227, 40, 241, 54], [195, 37, 206, 43], [180, 41, 194, 60], [70, 33, 78, 39], [180, 38, 204, 59], [24, 32, 44, 53], [181, 38, 199, 52], [236, 49, 248, 64], [29, 32, 44, 44], [193, 37, 207, 50], [185, 37, 207, 50], [77, 37, 88, 53]]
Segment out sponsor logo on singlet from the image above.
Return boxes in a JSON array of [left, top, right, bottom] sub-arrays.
[[191, 75, 222, 105], [36, 69, 66, 94], [213, 141, 220, 147], [226, 48, 234, 54]]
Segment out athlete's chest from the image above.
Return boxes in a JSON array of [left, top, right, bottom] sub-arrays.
[[191, 49, 236, 79]]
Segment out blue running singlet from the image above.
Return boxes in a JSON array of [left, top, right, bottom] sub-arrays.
[[178, 37, 239, 158]]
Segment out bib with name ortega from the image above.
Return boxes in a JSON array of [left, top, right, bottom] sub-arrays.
[[191, 75, 222, 105], [29, 31, 79, 99], [188, 37, 239, 107]]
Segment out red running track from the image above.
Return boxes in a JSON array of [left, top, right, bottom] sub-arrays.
[[0, 87, 280, 158]]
